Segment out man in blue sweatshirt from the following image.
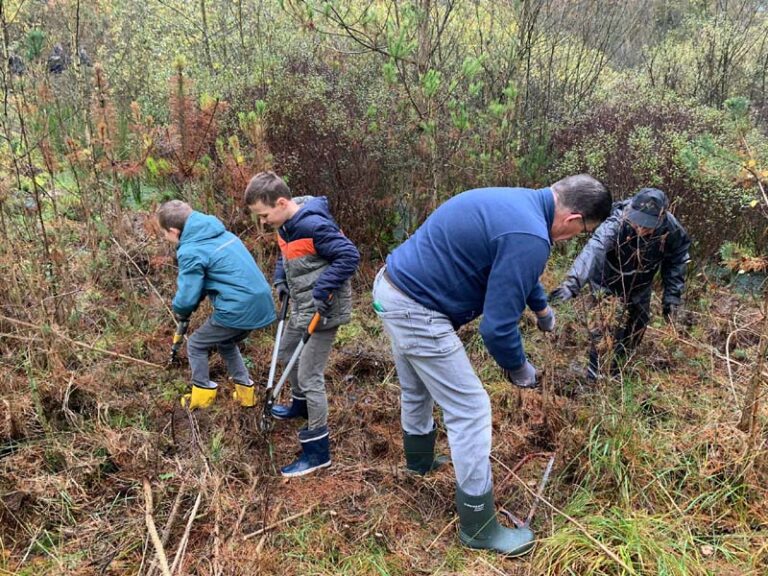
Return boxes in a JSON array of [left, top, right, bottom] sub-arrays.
[[372, 174, 611, 556]]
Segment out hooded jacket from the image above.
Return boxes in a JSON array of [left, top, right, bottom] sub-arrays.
[[559, 200, 691, 306], [273, 196, 360, 329], [172, 212, 276, 330]]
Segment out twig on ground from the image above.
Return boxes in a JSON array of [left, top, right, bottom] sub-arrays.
[[477, 555, 510, 576], [0, 314, 164, 368], [146, 481, 187, 576], [231, 475, 260, 538], [426, 516, 457, 551], [243, 504, 319, 540], [169, 491, 203, 575], [492, 455, 638, 575], [143, 479, 172, 576]]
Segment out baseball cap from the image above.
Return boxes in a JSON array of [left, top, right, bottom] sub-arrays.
[[626, 188, 668, 229]]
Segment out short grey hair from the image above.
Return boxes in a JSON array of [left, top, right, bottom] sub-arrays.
[[552, 174, 612, 223], [157, 200, 193, 231]]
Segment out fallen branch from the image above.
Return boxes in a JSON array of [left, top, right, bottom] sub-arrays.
[[143, 479, 172, 576], [243, 504, 318, 540], [146, 481, 187, 576], [0, 314, 163, 369], [491, 454, 638, 576], [170, 491, 203, 575]]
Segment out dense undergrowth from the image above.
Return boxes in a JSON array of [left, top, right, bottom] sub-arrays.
[[0, 213, 766, 575], [1, 2, 768, 574]]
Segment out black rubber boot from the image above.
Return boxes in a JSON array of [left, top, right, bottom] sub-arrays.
[[403, 426, 450, 475], [456, 485, 535, 557]]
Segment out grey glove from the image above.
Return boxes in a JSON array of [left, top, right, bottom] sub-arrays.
[[548, 285, 574, 304], [503, 360, 538, 389], [536, 307, 555, 332], [274, 280, 290, 300]]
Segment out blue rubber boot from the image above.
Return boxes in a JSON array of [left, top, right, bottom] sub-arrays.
[[280, 426, 332, 478], [271, 395, 308, 420], [456, 485, 535, 557]]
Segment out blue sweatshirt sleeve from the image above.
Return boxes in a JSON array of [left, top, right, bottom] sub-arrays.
[[526, 281, 548, 313], [311, 222, 360, 300], [479, 233, 550, 370], [172, 250, 206, 317]]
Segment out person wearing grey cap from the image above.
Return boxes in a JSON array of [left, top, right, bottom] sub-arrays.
[[549, 187, 691, 379]]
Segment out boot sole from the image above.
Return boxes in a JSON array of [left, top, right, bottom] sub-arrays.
[[281, 460, 332, 478], [271, 414, 308, 421], [459, 534, 535, 558]]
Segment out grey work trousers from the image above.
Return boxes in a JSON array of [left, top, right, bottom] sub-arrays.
[[372, 267, 493, 496], [187, 316, 251, 389], [278, 321, 338, 429]]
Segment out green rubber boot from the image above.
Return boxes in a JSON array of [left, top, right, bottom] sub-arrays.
[[403, 426, 450, 475], [456, 485, 535, 557]]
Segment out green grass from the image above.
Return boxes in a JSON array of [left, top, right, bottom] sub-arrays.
[[536, 500, 706, 576]]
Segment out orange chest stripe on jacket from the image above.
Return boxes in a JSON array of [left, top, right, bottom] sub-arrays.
[[277, 235, 317, 260]]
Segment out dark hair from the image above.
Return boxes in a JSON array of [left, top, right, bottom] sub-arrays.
[[157, 200, 192, 231], [552, 174, 612, 224], [244, 171, 292, 207]]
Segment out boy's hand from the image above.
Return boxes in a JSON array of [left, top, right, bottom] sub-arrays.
[[174, 312, 190, 323], [314, 296, 333, 317], [274, 280, 290, 300], [662, 304, 678, 324]]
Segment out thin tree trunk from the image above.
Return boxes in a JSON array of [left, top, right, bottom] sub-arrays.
[[200, 0, 214, 72]]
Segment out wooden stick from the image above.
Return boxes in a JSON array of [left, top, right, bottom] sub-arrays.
[[426, 517, 457, 551], [146, 482, 187, 576], [143, 479, 172, 576], [0, 314, 163, 368], [170, 492, 203, 575], [242, 504, 318, 540], [491, 455, 638, 575]]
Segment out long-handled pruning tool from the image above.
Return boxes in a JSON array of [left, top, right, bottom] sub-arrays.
[[260, 295, 324, 433]]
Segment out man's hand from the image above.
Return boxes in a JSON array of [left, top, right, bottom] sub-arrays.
[[314, 295, 333, 318], [274, 280, 290, 300], [503, 361, 538, 389], [548, 286, 574, 304], [536, 307, 556, 332], [662, 303, 678, 324]]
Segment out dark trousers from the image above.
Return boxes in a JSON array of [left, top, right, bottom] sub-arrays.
[[588, 288, 651, 375], [187, 316, 251, 388]]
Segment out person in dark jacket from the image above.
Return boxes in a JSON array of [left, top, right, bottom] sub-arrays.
[[549, 187, 691, 379], [246, 172, 360, 478], [372, 174, 612, 557], [157, 200, 276, 409]]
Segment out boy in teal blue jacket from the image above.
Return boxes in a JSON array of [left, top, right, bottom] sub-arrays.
[[157, 200, 276, 408]]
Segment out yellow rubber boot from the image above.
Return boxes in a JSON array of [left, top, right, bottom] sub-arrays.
[[233, 382, 256, 407], [181, 385, 217, 409]]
